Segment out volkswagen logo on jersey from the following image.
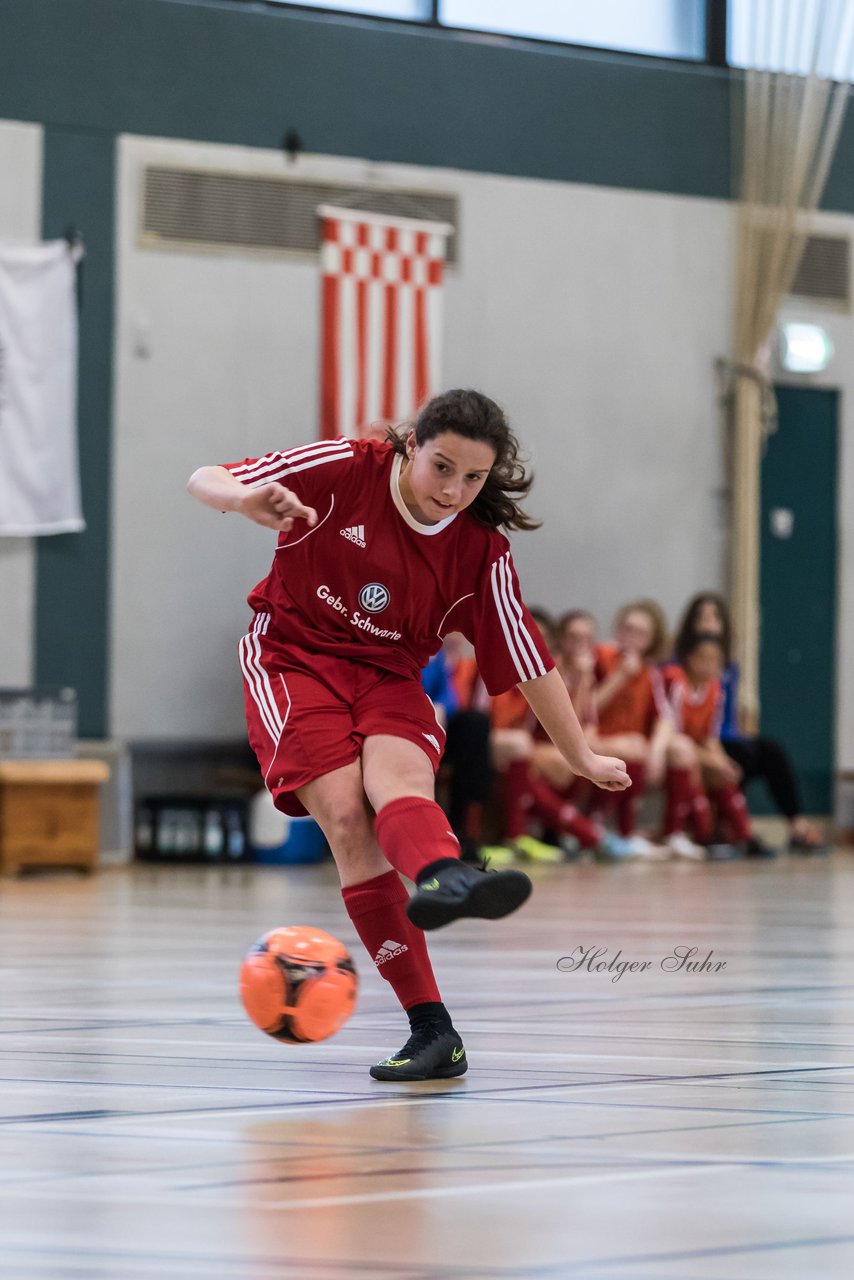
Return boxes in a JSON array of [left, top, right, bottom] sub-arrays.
[[359, 583, 390, 613]]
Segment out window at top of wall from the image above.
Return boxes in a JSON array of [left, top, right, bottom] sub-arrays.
[[269, 0, 431, 17], [439, 0, 706, 60], [728, 0, 854, 79]]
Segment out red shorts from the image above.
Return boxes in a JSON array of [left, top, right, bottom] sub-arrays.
[[238, 614, 446, 816]]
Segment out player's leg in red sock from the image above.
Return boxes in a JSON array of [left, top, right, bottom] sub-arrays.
[[363, 735, 531, 931], [373, 796, 461, 882], [525, 772, 600, 849], [663, 767, 694, 837], [710, 783, 752, 843], [501, 759, 533, 841], [616, 761, 646, 837], [690, 786, 714, 843], [342, 869, 442, 1009]]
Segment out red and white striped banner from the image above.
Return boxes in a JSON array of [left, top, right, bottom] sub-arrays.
[[318, 206, 452, 440]]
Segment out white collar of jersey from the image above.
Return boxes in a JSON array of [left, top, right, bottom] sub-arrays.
[[390, 454, 458, 536]]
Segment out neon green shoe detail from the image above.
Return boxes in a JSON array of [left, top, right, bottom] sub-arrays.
[[420, 878, 441, 891], [479, 844, 517, 867], [378, 1057, 411, 1067], [513, 834, 563, 864], [451, 1045, 466, 1063]]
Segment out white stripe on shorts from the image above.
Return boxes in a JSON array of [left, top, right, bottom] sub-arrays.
[[239, 632, 281, 743]]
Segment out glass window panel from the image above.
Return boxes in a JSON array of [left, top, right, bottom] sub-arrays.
[[269, 0, 431, 18], [729, 0, 854, 81], [439, 0, 706, 61]]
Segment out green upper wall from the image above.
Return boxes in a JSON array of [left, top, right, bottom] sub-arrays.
[[4, 0, 854, 204], [0, 0, 738, 198]]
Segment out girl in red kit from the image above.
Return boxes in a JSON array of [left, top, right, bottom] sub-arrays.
[[665, 633, 754, 854], [188, 390, 629, 1080]]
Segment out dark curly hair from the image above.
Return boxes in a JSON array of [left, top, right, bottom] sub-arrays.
[[673, 592, 731, 665], [679, 631, 727, 664], [385, 389, 540, 532]]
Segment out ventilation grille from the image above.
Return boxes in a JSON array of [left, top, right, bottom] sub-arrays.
[[141, 167, 459, 264], [790, 233, 849, 306]]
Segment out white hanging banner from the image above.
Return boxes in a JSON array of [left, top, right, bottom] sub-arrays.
[[0, 240, 85, 536]]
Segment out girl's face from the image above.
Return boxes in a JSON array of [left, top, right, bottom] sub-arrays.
[[560, 616, 597, 659], [401, 431, 495, 524], [616, 609, 654, 658], [695, 601, 724, 635], [685, 640, 724, 684]]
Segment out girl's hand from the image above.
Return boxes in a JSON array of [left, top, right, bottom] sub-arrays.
[[619, 650, 643, 677], [582, 753, 631, 792], [238, 483, 318, 532], [574, 650, 595, 676]]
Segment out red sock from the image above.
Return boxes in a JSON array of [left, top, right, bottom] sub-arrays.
[[526, 774, 601, 850], [342, 870, 441, 1010], [616, 761, 645, 836], [710, 784, 752, 842], [502, 760, 532, 840], [663, 767, 694, 837], [690, 789, 714, 843], [374, 797, 460, 883]]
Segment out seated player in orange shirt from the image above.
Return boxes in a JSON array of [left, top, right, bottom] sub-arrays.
[[593, 599, 705, 859], [489, 611, 637, 862], [663, 633, 753, 856]]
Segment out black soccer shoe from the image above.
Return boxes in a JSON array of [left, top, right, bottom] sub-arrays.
[[370, 1024, 467, 1081], [406, 859, 532, 931]]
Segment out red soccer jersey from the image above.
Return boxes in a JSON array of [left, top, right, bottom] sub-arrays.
[[663, 665, 723, 744], [223, 438, 553, 694], [595, 643, 666, 738]]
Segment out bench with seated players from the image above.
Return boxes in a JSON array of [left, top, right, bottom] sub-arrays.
[[425, 592, 829, 865]]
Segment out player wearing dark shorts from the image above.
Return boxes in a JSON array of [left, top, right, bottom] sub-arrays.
[[188, 389, 630, 1079]]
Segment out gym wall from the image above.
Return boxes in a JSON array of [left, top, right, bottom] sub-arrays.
[[111, 134, 730, 739], [1, 0, 854, 769]]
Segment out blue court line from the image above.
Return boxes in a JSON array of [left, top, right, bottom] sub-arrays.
[[177, 1147, 854, 1194], [0, 1240, 464, 1279], [0, 1017, 236, 1036], [536, 1233, 854, 1275], [0, 1091, 459, 1126], [4, 1056, 853, 1099]]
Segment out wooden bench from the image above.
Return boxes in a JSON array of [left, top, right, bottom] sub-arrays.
[[0, 760, 110, 875]]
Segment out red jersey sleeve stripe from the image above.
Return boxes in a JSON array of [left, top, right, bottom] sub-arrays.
[[490, 554, 545, 682], [711, 688, 724, 740], [669, 679, 684, 732], [650, 667, 671, 720], [490, 558, 528, 680], [498, 554, 548, 679], [226, 440, 353, 487], [230, 438, 351, 476]]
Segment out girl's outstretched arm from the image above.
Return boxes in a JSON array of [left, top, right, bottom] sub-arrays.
[[520, 667, 631, 791], [187, 465, 317, 533]]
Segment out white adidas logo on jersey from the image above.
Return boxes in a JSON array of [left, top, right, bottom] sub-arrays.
[[374, 938, 409, 966], [340, 524, 366, 548]]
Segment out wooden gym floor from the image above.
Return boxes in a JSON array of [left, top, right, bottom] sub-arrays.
[[1, 853, 853, 1279]]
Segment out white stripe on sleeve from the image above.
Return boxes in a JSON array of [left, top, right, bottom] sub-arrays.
[[230, 440, 353, 487], [497, 554, 547, 678], [490, 557, 533, 682]]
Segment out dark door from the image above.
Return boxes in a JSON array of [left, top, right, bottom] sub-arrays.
[[758, 385, 838, 814]]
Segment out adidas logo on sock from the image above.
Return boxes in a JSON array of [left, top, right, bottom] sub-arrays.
[[340, 524, 366, 548], [374, 938, 409, 966]]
